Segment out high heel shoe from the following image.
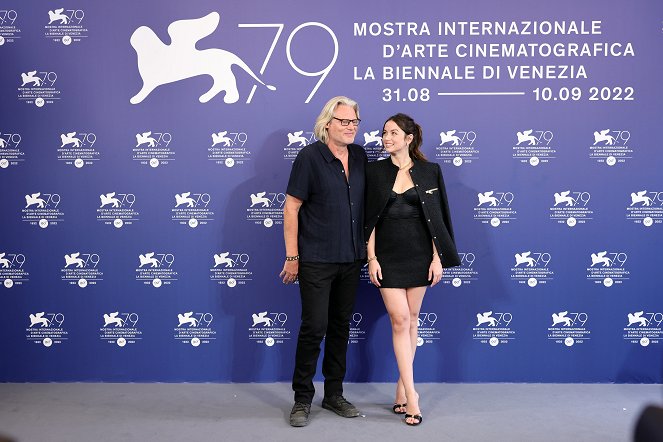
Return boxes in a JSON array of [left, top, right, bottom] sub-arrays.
[[392, 403, 407, 414], [405, 413, 423, 426]]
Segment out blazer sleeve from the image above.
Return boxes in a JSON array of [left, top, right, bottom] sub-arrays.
[[364, 164, 379, 238], [436, 162, 456, 242]]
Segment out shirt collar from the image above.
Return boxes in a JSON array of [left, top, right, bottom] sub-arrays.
[[317, 141, 359, 163]]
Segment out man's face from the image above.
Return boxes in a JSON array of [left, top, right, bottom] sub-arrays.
[[325, 104, 358, 148]]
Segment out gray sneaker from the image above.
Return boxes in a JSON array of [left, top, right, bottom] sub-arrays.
[[321, 395, 360, 418], [289, 402, 311, 427]]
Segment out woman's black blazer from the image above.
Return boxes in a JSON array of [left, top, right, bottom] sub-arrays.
[[365, 158, 461, 268]]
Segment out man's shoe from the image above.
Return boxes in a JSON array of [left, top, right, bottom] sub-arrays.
[[322, 395, 360, 418], [289, 402, 311, 427]]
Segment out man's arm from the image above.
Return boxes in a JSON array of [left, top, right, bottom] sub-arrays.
[[280, 194, 303, 284]]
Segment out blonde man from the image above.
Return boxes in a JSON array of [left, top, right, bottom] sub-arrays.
[[280, 96, 367, 427]]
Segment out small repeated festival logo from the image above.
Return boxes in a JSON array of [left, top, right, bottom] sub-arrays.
[[27, 312, 67, 347], [132, 130, 175, 167], [246, 191, 285, 228], [550, 190, 593, 227], [45, 8, 88, 45], [442, 251, 479, 287], [626, 190, 663, 227], [174, 312, 216, 347], [0, 9, 21, 46], [18, 70, 60, 107], [513, 129, 556, 166], [57, 131, 99, 168], [210, 252, 252, 287], [172, 192, 214, 228], [474, 190, 517, 227], [248, 311, 290, 346], [510, 251, 554, 287], [547, 311, 590, 347], [623, 311, 662, 347], [135, 252, 177, 287], [0, 252, 29, 288], [417, 312, 440, 347], [472, 311, 515, 347], [0, 131, 24, 169], [97, 192, 140, 228], [61, 252, 102, 288], [436, 129, 478, 166], [589, 128, 632, 166], [586, 251, 629, 287], [100, 312, 141, 347], [21, 191, 64, 228], [209, 130, 251, 167]]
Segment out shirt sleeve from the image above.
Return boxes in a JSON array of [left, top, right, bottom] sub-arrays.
[[286, 149, 311, 201]]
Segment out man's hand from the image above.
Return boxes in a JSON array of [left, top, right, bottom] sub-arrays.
[[280, 260, 299, 284]]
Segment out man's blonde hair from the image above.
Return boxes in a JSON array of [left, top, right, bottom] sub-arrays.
[[313, 96, 360, 144]]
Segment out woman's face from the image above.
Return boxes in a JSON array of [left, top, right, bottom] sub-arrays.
[[382, 120, 413, 155]]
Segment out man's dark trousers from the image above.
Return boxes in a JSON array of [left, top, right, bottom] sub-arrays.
[[292, 260, 362, 404]]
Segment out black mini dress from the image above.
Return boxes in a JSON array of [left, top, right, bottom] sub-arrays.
[[375, 187, 433, 288]]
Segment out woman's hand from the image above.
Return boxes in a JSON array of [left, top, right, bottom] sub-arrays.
[[428, 259, 443, 286], [368, 259, 382, 287]]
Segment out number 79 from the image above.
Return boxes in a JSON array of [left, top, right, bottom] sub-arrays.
[[238, 22, 338, 103]]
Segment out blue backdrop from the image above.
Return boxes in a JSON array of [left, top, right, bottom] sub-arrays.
[[1, 0, 662, 383]]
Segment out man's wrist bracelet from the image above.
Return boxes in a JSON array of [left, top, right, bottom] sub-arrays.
[[285, 255, 299, 261]]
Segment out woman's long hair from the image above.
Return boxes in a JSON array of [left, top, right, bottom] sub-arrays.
[[384, 113, 427, 161]]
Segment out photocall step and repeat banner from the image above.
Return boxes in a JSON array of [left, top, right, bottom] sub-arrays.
[[1, 0, 662, 383]]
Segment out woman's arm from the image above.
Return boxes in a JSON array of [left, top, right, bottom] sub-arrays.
[[428, 240, 443, 286], [367, 227, 382, 287]]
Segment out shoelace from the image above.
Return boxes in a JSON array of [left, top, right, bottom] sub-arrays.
[[331, 395, 351, 406], [293, 402, 310, 413]]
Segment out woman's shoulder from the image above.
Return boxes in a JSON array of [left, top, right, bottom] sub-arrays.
[[366, 159, 395, 187], [415, 159, 439, 169], [413, 159, 441, 175], [367, 158, 391, 173]]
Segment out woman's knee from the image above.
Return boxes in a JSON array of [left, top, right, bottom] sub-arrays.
[[409, 311, 420, 329], [390, 313, 410, 333]]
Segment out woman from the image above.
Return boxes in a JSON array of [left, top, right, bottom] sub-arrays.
[[365, 113, 460, 426]]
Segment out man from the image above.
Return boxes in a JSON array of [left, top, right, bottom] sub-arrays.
[[280, 96, 367, 427]]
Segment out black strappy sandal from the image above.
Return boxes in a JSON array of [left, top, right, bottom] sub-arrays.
[[405, 413, 422, 426], [392, 403, 407, 414]]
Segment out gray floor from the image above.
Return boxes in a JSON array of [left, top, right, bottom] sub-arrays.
[[0, 383, 661, 442]]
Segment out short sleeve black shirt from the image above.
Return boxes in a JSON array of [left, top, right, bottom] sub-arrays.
[[286, 141, 367, 263]]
